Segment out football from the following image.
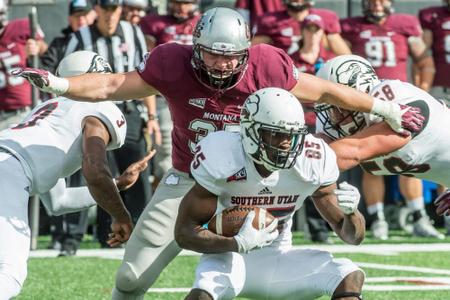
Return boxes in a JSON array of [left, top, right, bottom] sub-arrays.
[[207, 206, 275, 237]]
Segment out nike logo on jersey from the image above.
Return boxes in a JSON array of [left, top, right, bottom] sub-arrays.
[[188, 98, 207, 109], [116, 116, 125, 128], [226, 167, 247, 182]]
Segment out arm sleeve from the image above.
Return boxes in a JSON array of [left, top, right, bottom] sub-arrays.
[[39, 179, 96, 216]]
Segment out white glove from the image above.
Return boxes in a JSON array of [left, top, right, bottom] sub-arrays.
[[334, 181, 360, 215], [11, 67, 69, 95], [234, 211, 279, 253]]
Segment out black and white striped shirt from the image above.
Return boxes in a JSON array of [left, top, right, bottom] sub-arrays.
[[64, 20, 147, 73]]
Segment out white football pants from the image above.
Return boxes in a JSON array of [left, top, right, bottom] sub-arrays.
[[194, 246, 363, 300], [112, 168, 195, 299], [0, 151, 32, 300]]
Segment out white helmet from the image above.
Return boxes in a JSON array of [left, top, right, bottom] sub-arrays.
[[192, 7, 251, 90], [240, 87, 308, 171], [315, 55, 379, 139], [56, 50, 112, 77], [123, 0, 148, 9]]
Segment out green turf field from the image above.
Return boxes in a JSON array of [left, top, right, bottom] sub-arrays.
[[17, 232, 450, 299]]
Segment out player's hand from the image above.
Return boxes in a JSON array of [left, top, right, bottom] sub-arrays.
[[434, 189, 450, 216], [11, 67, 69, 95], [385, 104, 424, 137], [335, 181, 360, 215], [234, 211, 279, 253], [107, 216, 134, 247], [147, 119, 162, 146], [115, 150, 156, 191]]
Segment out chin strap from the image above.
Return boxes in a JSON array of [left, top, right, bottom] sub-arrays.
[[331, 292, 363, 300]]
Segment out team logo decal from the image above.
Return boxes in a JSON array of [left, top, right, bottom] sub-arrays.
[[189, 98, 207, 109], [226, 167, 247, 182], [335, 59, 377, 89], [137, 52, 151, 73]]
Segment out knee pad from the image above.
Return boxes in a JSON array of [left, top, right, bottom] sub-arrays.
[[115, 263, 142, 294]]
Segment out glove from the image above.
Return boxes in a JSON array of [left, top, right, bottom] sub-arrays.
[[371, 99, 425, 137], [234, 211, 279, 253], [11, 67, 69, 95], [434, 189, 450, 216], [335, 181, 360, 215]]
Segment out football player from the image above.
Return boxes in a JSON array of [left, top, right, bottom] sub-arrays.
[[13, 8, 422, 299], [340, 0, 437, 240], [0, 50, 154, 299], [139, 0, 201, 190], [0, 0, 47, 130], [315, 55, 450, 230], [122, 0, 148, 25], [234, 0, 285, 29], [175, 88, 365, 300], [419, 1, 450, 104], [139, 0, 201, 50], [252, 0, 350, 56]]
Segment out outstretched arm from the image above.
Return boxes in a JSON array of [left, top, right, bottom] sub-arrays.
[[329, 122, 410, 171], [290, 73, 424, 135], [12, 69, 159, 102]]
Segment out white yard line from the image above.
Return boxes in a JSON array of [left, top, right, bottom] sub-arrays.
[[28, 243, 450, 258], [357, 262, 450, 275]]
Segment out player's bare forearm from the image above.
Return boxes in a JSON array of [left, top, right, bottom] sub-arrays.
[[175, 183, 239, 253], [82, 136, 130, 222], [414, 56, 435, 92], [339, 211, 366, 245], [312, 185, 365, 245], [329, 122, 410, 171], [65, 71, 158, 102], [292, 73, 374, 112], [175, 223, 239, 253]]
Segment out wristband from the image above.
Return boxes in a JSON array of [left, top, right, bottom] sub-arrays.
[[46, 73, 69, 95], [370, 98, 390, 118], [148, 113, 159, 121]]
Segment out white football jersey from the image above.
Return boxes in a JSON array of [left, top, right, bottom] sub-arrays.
[[318, 79, 450, 186], [191, 131, 339, 245], [0, 98, 127, 194]]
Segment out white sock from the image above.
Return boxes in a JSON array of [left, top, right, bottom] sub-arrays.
[[407, 197, 425, 212], [367, 202, 384, 215]]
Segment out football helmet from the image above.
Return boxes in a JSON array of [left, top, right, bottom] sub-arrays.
[[284, 0, 314, 12], [56, 50, 112, 77], [192, 7, 251, 90], [123, 0, 148, 9], [363, 0, 394, 22], [169, 0, 199, 22], [240, 87, 308, 172], [315, 55, 380, 139]]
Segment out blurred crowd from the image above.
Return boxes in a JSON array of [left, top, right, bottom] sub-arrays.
[[1, 0, 450, 257]]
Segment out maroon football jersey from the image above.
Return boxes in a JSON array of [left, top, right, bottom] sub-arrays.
[[419, 6, 450, 87], [0, 19, 42, 110], [137, 43, 299, 172], [139, 13, 201, 46], [234, 0, 285, 28], [254, 8, 341, 55], [341, 14, 422, 81]]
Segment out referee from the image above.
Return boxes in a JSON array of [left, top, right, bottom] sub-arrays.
[[62, 0, 155, 247]]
